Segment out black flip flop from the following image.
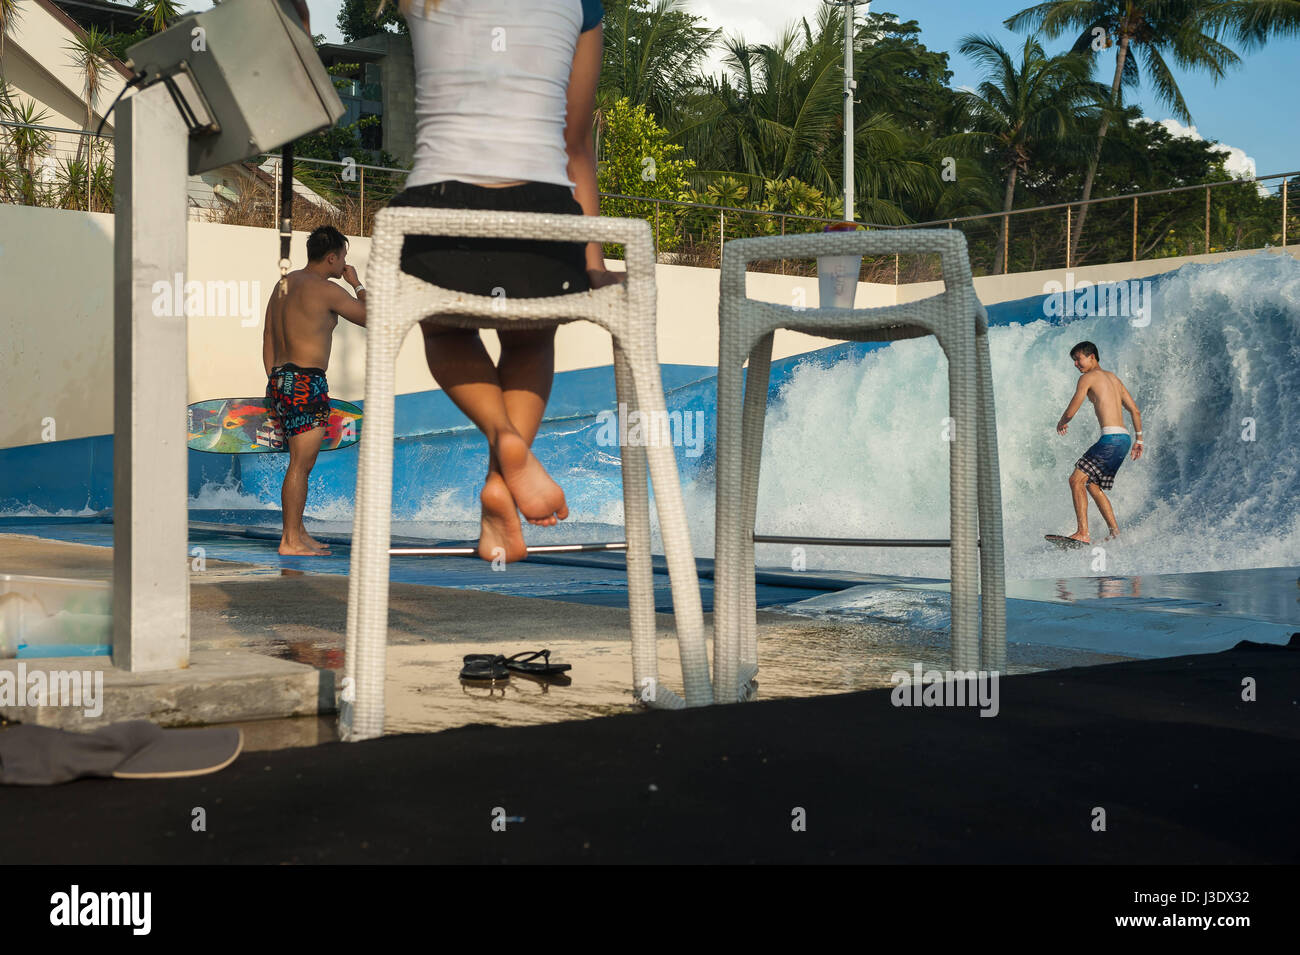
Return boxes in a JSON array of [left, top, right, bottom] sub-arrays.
[[459, 655, 509, 681], [502, 649, 571, 676], [464, 650, 571, 677]]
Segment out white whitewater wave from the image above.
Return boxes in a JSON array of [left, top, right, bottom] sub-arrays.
[[684, 253, 1300, 578]]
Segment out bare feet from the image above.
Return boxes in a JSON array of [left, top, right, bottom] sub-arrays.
[[478, 472, 527, 563], [302, 532, 331, 553], [494, 430, 568, 526], [279, 537, 326, 556], [1066, 532, 1091, 544], [1104, 528, 1120, 541]]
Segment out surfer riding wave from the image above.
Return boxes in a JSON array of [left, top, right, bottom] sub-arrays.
[[1052, 341, 1144, 546]]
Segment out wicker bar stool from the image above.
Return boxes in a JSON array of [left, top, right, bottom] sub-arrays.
[[713, 229, 1006, 703], [341, 208, 714, 741]]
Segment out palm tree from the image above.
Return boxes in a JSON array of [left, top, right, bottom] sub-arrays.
[[65, 26, 114, 171], [1214, 0, 1300, 47], [1005, 0, 1246, 254], [940, 34, 1103, 273], [719, 26, 845, 192], [0, 98, 53, 205], [683, 10, 933, 223], [600, 0, 720, 129], [136, 0, 184, 35]]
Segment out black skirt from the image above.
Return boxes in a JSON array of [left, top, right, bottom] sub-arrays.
[[387, 180, 591, 298]]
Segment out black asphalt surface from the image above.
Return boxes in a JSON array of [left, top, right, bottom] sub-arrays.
[[2, 638, 1296, 864]]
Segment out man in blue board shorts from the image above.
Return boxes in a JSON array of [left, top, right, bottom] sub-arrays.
[[1055, 341, 1145, 544]]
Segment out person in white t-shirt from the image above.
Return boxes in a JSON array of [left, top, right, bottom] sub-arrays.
[[380, 0, 620, 563]]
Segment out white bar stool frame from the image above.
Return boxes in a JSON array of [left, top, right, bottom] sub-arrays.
[[713, 229, 1007, 702], [342, 208, 714, 740]]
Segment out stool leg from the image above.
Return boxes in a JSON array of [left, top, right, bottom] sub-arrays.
[[625, 346, 713, 707], [942, 328, 980, 672], [713, 324, 750, 703], [611, 341, 675, 708], [342, 315, 404, 742], [737, 332, 775, 698], [975, 323, 1007, 672]]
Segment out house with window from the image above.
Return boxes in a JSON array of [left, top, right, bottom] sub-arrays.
[[316, 31, 415, 166]]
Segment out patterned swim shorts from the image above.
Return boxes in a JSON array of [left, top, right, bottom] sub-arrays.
[[1075, 432, 1133, 490], [266, 363, 330, 437]]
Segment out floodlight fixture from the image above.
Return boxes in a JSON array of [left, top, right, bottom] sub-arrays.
[[124, 0, 344, 175]]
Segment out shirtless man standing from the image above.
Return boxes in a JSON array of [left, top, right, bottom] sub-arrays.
[[263, 225, 367, 556], [1055, 341, 1144, 543]]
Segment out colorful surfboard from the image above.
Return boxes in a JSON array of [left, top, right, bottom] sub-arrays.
[[186, 398, 363, 454]]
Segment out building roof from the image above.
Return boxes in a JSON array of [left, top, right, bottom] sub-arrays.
[[316, 42, 388, 65], [36, 0, 135, 79], [50, 0, 149, 38]]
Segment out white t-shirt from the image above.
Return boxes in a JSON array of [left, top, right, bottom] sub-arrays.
[[404, 0, 604, 190]]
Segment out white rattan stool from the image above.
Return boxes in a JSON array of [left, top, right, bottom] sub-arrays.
[[713, 229, 1007, 702], [341, 208, 714, 741]]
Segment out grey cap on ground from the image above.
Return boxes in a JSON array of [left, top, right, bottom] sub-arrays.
[[0, 721, 243, 785]]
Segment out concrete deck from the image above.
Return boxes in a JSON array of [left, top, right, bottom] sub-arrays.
[[0, 533, 1126, 739]]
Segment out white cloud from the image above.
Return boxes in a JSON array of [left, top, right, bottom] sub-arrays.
[[1157, 118, 1258, 181]]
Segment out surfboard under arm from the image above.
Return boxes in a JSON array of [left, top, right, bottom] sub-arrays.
[[186, 398, 363, 454]]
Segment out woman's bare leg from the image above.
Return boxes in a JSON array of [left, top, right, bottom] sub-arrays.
[[418, 323, 567, 560], [496, 327, 567, 527]]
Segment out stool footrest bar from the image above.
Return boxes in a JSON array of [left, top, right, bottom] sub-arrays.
[[753, 534, 984, 548], [390, 542, 629, 556]]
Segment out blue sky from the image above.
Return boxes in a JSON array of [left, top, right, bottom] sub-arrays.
[[302, 0, 1297, 178]]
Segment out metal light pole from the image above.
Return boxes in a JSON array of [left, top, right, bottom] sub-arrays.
[[112, 0, 344, 674], [823, 0, 867, 222]]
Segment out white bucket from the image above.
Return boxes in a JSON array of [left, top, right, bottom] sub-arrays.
[[817, 254, 861, 309]]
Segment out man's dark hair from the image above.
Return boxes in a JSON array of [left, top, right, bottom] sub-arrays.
[[1070, 341, 1099, 361], [307, 226, 348, 262]]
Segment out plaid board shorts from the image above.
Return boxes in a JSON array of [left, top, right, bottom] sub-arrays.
[[1075, 433, 1133, 490], [266, 363, 330, 437]]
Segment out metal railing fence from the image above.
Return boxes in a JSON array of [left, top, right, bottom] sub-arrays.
[[3, 118, 1294, 281]]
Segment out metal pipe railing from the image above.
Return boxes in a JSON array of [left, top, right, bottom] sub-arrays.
[[391, 542, 627, 556], [3, 118, 1295, 274], [390, 535, 977, 556]]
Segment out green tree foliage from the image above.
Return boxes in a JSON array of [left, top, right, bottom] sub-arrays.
[[135, 0, 182, 35], [0, 97, 53, 205], [102, 1, 176, 63], [599, 0, 719, 130], [939, 34, 1104, 272], [103, 28, 149, 64], [678, 8, 952, 226], [338, 0, 407, 42], [4, 0, 1290, 274], [1004, 0, 1253, 251], [295, 115, 398, 167], [65, 26, 113, 139], [598, 97, 695, 251]]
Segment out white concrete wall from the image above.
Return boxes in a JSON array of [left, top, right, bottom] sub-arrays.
[[1, 200, 1296, 450]]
